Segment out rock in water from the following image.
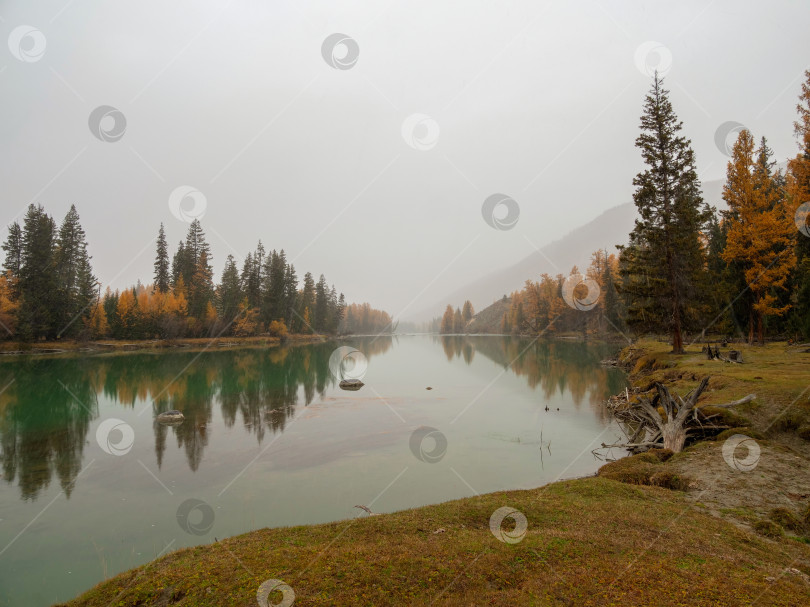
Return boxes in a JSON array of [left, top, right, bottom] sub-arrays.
[[157, 410, 185, 424], [339, 379, 364, 391]]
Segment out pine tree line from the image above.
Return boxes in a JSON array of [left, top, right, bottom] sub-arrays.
[[0, 214, 390, 341]]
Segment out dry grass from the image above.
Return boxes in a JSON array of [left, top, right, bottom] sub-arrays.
[[0, 334, 324, 356], [623, 339, 810, 446], [605, 339, 810, 548], [61, 477, 810, 606]]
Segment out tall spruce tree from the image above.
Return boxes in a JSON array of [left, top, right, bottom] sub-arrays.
[[2, 221, 22, 296], [336, 292, 346, 332], [189, 250, 214, 320], [183, 220, 211, 278], [618, 73, 710, 353], [153, 223, 170, 293], [218, 254, 242, 327], [296, 272, 316, 332], [18, 204, 59, 340], [180, 220, 213, 321], [314, 274, 328, 332], [261, 249, 288, 323], [241, 241, 264, 309], [54, 206, 96, 337], [171, 241, 188, 288], [283, 263, 298, 329]]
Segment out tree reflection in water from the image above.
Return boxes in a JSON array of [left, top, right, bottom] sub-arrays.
[[436, 335, 626, 421], [0, 336, 622, 502], [0, 338, 393, 499]]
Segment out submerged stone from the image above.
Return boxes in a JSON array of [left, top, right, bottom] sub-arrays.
[[157, 410, 185, 424], [339, 379, 364, 391]]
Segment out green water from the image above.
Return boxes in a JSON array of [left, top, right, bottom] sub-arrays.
[[0, 335, 626, 606]]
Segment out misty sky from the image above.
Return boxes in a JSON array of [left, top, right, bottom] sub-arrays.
[[2, 0, 808, 319]]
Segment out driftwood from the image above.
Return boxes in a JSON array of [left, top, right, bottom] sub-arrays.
[[703, 343, 744, 364], [604, 377, 756, 453]]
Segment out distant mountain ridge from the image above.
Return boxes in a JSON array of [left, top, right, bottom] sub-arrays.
[[409, 202, 636, 321], [411, 177, 726, 321]]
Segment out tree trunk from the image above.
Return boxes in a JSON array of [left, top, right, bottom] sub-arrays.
[[748, 306, 755, 345], [671, 322, 683, 354], [661, 422, 687, 452], [668, 254, 684, 353]]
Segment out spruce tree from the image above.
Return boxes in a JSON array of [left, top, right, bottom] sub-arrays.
[[314, 274, 328, 332], [18, 204, 58, 339], [171, 241, 187, 288], [218, 255, 242, 327], [189, 250, 214, 320], [75, 254, 98, 331], [618, 73, 710, 353], [327, 285, 338, 332], [184, 219, 211, 269], [283, 263, 298, 329], [240, 252, 254, 302], [261, 249, 288, 323], [53, 205, 96, 337], [296, 272, 316, 332], [153, 223, 170, 294], [2, 221, 22, 296], [241, 242, 264, 309]]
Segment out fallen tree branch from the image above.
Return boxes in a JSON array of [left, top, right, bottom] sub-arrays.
[[709, 394, 756, 408], [604, 377, 753, 454]]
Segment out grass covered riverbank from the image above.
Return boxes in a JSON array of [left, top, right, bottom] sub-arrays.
[[61, 338, 810, 606], [60, 477, 810, 606], [0, 334, 328, 357]]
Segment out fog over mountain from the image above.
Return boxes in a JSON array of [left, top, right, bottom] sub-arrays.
[[410, 177, 726, 320]]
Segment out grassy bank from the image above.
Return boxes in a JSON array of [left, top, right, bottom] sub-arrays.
[[61, 338, 810, 606], [599, 339, 810, 542], [60, 477, 810, 606], [0, 334, 328, 356]]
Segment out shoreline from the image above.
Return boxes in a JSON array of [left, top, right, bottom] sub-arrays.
[[60, 338, 810, 606], [0, 334, 334, 358], [0, 332, 628, 359]]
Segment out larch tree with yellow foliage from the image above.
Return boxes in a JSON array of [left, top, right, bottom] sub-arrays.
[[0, 272, 19, 336], [439, 305, 454, 334], [787, 69, 810, 339], [721, 130, 796, 344]]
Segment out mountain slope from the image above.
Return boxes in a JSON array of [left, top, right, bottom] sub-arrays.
[[412, 177, 728, 321], [465, 296, 511, 334], [411, 202, 636, 320]]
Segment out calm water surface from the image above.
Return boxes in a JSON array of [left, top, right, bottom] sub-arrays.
[[0, 335, 626, 606]]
